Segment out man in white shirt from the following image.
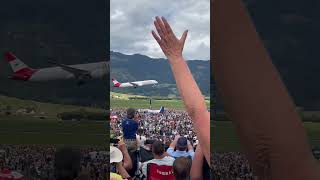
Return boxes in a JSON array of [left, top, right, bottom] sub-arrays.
[[141, 140, 175, 178]]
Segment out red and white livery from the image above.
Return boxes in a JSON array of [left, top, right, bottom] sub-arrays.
[[4, 52, 108, 85], [112, 78, 158, 88]]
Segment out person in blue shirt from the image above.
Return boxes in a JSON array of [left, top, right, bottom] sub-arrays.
[[167, 135, 195, 159], [122, 108, 139, 152]]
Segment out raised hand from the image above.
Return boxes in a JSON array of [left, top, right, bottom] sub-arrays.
[[152, 16, 188, 63]]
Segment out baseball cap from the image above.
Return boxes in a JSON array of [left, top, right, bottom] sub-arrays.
[[110, 146, 123, 163]]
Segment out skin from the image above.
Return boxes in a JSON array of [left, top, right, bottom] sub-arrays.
[[118, 140, 133, 171], [212, 0, 320, 179], [190, 144, 204, 180], [152, 16, 210, 164], [169, 135, 180, 149]]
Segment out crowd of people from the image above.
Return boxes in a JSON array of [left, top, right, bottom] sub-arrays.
[[111, 109, 197, 147], [110, 108, 211, 180], [212, 152, 257, 180], [0, 145, 108, 179]]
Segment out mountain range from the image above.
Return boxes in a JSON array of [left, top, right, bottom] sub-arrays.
[[110, 51, 210, 97]]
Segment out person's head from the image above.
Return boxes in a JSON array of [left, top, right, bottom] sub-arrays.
[[126, 108, 136, 119], [152, 140, 165, 157], [110, 146, 123, 173], [54, 147, 81, 180], [176, 137, 188, 151], [137, 128, 144, 135], [173, 157, 192, 180]]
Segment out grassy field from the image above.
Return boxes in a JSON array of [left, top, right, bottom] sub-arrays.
[[0, 95, 104, 117], [0, 96, 107, 146], [110, 92, 210, 109], [213, 121, 320, 152]]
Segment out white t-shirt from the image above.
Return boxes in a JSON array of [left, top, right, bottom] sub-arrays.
[[142, 156, 175, 177], [136, 135, 147, 150]]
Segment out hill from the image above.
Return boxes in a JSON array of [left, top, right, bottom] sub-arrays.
[[110, 51, 210, 97]]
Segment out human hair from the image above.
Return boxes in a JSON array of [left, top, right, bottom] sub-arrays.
[[152, 140, 165, 156], [173, 157, 192, 180], [54, 147, 81, 180]]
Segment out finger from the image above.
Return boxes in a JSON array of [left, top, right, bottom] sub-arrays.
[[156, 16, 167, 35], [154, 20, 165, 40], [180, 30, 188, 48], [161, 16, 175, 36], [151, 30, 161, 45]]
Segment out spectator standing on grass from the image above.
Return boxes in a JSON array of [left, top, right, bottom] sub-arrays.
[[122, 108, 139, 152]]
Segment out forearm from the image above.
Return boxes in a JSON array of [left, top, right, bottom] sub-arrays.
[[170, 58, 208, 117], [169, 140, 177, 149], [120, 148, 133, 171], [213, 0, 315, 177], [117, 163, 130, 179], [190, 147, 204, 180], [169, 58, 210, 163], [187, 143, 193, 152]]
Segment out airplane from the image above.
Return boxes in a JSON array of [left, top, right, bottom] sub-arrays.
[[4, 52, 109, 86], [138, 106, 165, 114], [112, 78, 158, 88]]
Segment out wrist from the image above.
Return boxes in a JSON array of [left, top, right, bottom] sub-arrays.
[[168, 56, 185, 65]]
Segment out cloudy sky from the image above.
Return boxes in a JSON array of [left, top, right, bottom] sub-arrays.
[[110, 0, 210, 60]]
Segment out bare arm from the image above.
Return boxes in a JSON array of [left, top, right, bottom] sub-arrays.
[[152, 16, 210, 163], [117, 163, 131, 179], [118, 141, 133, 171], [187, 140, 194, 152], [212, 0, 319, 179], [190, 145, 204, 180], [169, 135, 180, 149]]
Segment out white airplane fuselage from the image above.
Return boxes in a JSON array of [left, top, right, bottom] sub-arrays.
[[29, 62, 108, 81], [117, 80, 158, 88]]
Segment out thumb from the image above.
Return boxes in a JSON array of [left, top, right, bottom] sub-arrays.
[[180, 30, 188, 47]]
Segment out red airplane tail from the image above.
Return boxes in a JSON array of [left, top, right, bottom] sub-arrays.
[[112, 78, 121, 87], [4, 52, 36, 80]]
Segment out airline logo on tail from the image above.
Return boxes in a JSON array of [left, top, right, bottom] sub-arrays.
[[112, 78, 121, 87], [4, 52, 37, 81]]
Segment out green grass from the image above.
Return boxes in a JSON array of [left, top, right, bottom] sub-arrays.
[[0, 95, 104, 117], [213, 121, 320, 152], [111, 92, 210, 109], [0, 115, 107, 145], [0, 96, 107, 146]]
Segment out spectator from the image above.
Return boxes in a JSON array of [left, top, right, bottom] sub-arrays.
[[54, 147, 81, 180], [110, 146, 130, 179], [167, 135, 194, 159], [141, 140, 175, 178], [122, 108, 139, 152], [173, 157, 192, 180]]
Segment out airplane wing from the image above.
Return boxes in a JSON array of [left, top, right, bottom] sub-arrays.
[[129, 82, 141, 87], [48, 60, 90, 77]]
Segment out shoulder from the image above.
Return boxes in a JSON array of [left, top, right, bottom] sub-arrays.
[[164, 156, 175, 161]]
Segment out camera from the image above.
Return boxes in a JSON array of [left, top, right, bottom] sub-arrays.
[[145, 139, 155, 145], [110, 138, 120, 144]]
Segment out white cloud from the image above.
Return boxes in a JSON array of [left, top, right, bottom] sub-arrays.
[[110, 0, 210, 60]]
